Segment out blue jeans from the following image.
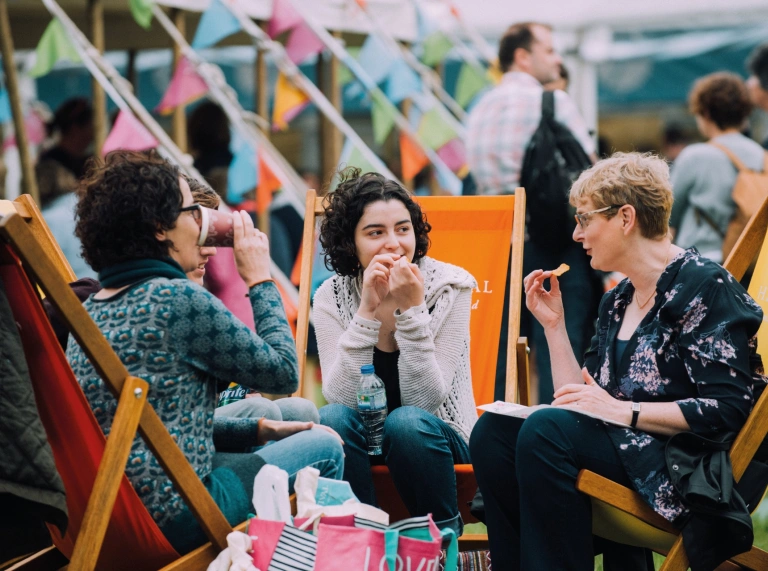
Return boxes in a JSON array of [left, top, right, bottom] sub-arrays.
[[216, 396, 321, 423], [319, 404, 470, 536]]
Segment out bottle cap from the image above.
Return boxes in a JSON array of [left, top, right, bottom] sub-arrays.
[[360, 364, 375, 375]]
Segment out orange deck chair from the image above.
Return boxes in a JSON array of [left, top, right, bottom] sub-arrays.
[[0, 205, 243, 571], [295, 189, 529, 549], [574, 195, 768, 570]]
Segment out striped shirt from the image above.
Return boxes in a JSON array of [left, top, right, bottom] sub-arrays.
[[466, 71, 595, 195]]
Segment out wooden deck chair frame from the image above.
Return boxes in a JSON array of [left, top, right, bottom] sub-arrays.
[[0, 209, 240, 571], [294, 188, 530, 550], [575, 196, 768, 571]]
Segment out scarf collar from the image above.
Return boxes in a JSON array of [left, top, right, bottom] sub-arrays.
[[98, 258, 187, 289]]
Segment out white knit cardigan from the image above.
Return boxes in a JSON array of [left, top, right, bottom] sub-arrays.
[[313, 256, 478, 443]]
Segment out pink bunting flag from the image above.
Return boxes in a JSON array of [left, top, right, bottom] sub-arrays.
[[155, 57, 209, 115], [285, 21, 324, 64], [101, 111, 158, 156], [3, 109, 47, 150], [437, 138, 467, 173], [268, 0, 303, 38]]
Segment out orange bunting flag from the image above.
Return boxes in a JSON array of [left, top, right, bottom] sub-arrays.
[[400, 132, 430, 181], [257, 154, 283, 215], [272, 72, 310, 131]]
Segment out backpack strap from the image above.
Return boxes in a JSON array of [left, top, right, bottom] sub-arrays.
[[542, 90, 555, 121], [708, 141, 750, 172], [763, 151, 768, 174]]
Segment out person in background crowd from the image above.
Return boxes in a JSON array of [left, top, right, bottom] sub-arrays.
[[747, 42, 768, 149], [670, 72, 765, 263], [66, 151, 343, 554], [466, 22, 597, 405], [37, 98, 96, 278], [661, 124, 692, 164], [188, 101, 232, 199], [543, 62, 569, 92]]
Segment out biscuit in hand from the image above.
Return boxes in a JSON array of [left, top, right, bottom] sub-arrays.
[[550, 263, 570, 277]]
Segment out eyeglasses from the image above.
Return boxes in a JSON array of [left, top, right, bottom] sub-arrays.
[[574, 205, 622, 229], [179, 204, 203, 226]]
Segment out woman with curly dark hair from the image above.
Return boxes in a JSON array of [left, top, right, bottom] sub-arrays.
[[670, 72, 767, 263], [316, 169, 478, 537], [66, 151, 343, 554]]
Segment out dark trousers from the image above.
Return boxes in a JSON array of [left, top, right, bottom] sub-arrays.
[[470, 408, 654, 571]]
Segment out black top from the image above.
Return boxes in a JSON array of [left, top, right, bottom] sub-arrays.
[[39, 146, 90, 180], [614, 338, 630, 368], [373, 347, 401, 412]]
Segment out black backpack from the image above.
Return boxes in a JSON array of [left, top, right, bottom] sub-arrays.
[[520, 91, 592, 251]]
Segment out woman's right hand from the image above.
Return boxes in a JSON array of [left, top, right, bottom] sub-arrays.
[[232, 211, 271, 287], [357, 253, 398, 319], [524, 269, 565, 330]]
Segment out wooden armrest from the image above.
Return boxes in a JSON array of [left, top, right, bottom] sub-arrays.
[[516, 337, 530, 406], [576, 470, 678, 535], [730, 388, 768, 481]]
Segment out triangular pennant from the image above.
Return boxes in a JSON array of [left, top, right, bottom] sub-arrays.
[[455, 63, 490, 108], [155, 57, 209, 115], [371, 92, 395, 145], [0, 88, 11, 124], [436, 138, 466, 173], [357, 35, 396, 85], [129, 0, 154, 30], [257, 153, 282, 215], [337, 46, 361, 87], [400, 132, 429, 180], [285, 20, 324, 65], [191, 0, 242, 50], [268, 0, 303, 38], [101, 111, 158, 156], [385, 58, 422, 104], [421, 32, 453, 67], [417, 108, 456, 150], [29, 19, 81, 78], [227, 141, 258, 205], [415, 4, 438, 42], [272, 72, 310, 130]]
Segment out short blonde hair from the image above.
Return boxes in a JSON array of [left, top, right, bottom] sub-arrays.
[[569, 152, 673, 239]]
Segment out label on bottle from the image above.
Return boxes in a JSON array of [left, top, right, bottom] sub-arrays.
[[357, 392, 386, 410]]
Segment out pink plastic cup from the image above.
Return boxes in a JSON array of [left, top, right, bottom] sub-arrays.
[[197, 207, 235, 247]]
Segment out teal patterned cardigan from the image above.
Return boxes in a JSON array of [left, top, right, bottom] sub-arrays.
[[66, 278, 297, 528]]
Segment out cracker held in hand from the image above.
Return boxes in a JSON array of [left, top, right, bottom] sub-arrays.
[[550, 263, 570, 277]]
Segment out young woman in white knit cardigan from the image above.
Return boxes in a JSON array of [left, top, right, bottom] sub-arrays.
[[316, 169, 478, 537]]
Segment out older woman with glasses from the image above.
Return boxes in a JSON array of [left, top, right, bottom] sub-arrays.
[[66, 151, 343, 554], [470, 153, 766, 570]]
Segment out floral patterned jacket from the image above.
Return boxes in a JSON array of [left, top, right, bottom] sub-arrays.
[[583, 248, 766, 523]]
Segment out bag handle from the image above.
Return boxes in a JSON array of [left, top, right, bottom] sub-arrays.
[[542, 90, 555, 121], [708, 141, 751, 172], [440, 529, 458, 571]]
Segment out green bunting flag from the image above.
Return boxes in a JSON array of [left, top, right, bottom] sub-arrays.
[[336, 47, 361, 87], [421, 32, 453, 67], [371, 92, 395, 145], [29, 19, 81, 78], [417, 108, 456, 150], [455, 63, 489, 108], [130, 0, 154, 30]]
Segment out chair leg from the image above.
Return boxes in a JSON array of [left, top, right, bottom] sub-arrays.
[[658, 536, 689, 571]]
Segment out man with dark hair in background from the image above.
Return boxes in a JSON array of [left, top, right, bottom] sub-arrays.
[[747, 42, 768, 149]]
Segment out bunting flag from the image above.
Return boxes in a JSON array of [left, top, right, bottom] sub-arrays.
[[285, 21, 325, 65], [29, 19, 81, 78], [436, 138, 466, 173], [191, 0, 242, 49], [0, 88, 11, 124], [455, 63, 490, 108], [155, 57, 209, 115], [257, 154, 282, 215], [336, 46, 361, 87], [417, 108, 456, 150], [268, 0, 303, 38], [101, 111, 158, 156], [421, 32, 453, 67], [357, 35, 396, 85], [415, 4, 438, 42], [400, 132, 429, 180], [129, 0, 154, 30], [385, 58, 422, 104], [272, 72, 310, 130], [3, 110, 46, 150], [227, 141, 258, 205], [371, 92, 395, 145], [333, 139, 376, 190]]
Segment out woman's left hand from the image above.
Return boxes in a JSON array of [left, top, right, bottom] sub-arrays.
[[552, 368, 631, 426], [389, 256, 425, 312], [256, 419, 344, 446]]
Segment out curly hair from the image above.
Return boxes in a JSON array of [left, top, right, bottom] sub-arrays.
[[319, 168, 431, 277], [75, 150, 183, 272], [689, 72, 752, 130], [184, 175, 221, 210]]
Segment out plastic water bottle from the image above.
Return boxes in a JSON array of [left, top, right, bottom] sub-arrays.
[[356, 364, 388, 455]]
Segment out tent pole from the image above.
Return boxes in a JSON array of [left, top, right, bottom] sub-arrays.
[[0, 0, 39, 204], [318, 30, 342, 185], [171, 8, 187, 153], [88, 0, 107, 154], [256, 21, 269, 136]]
